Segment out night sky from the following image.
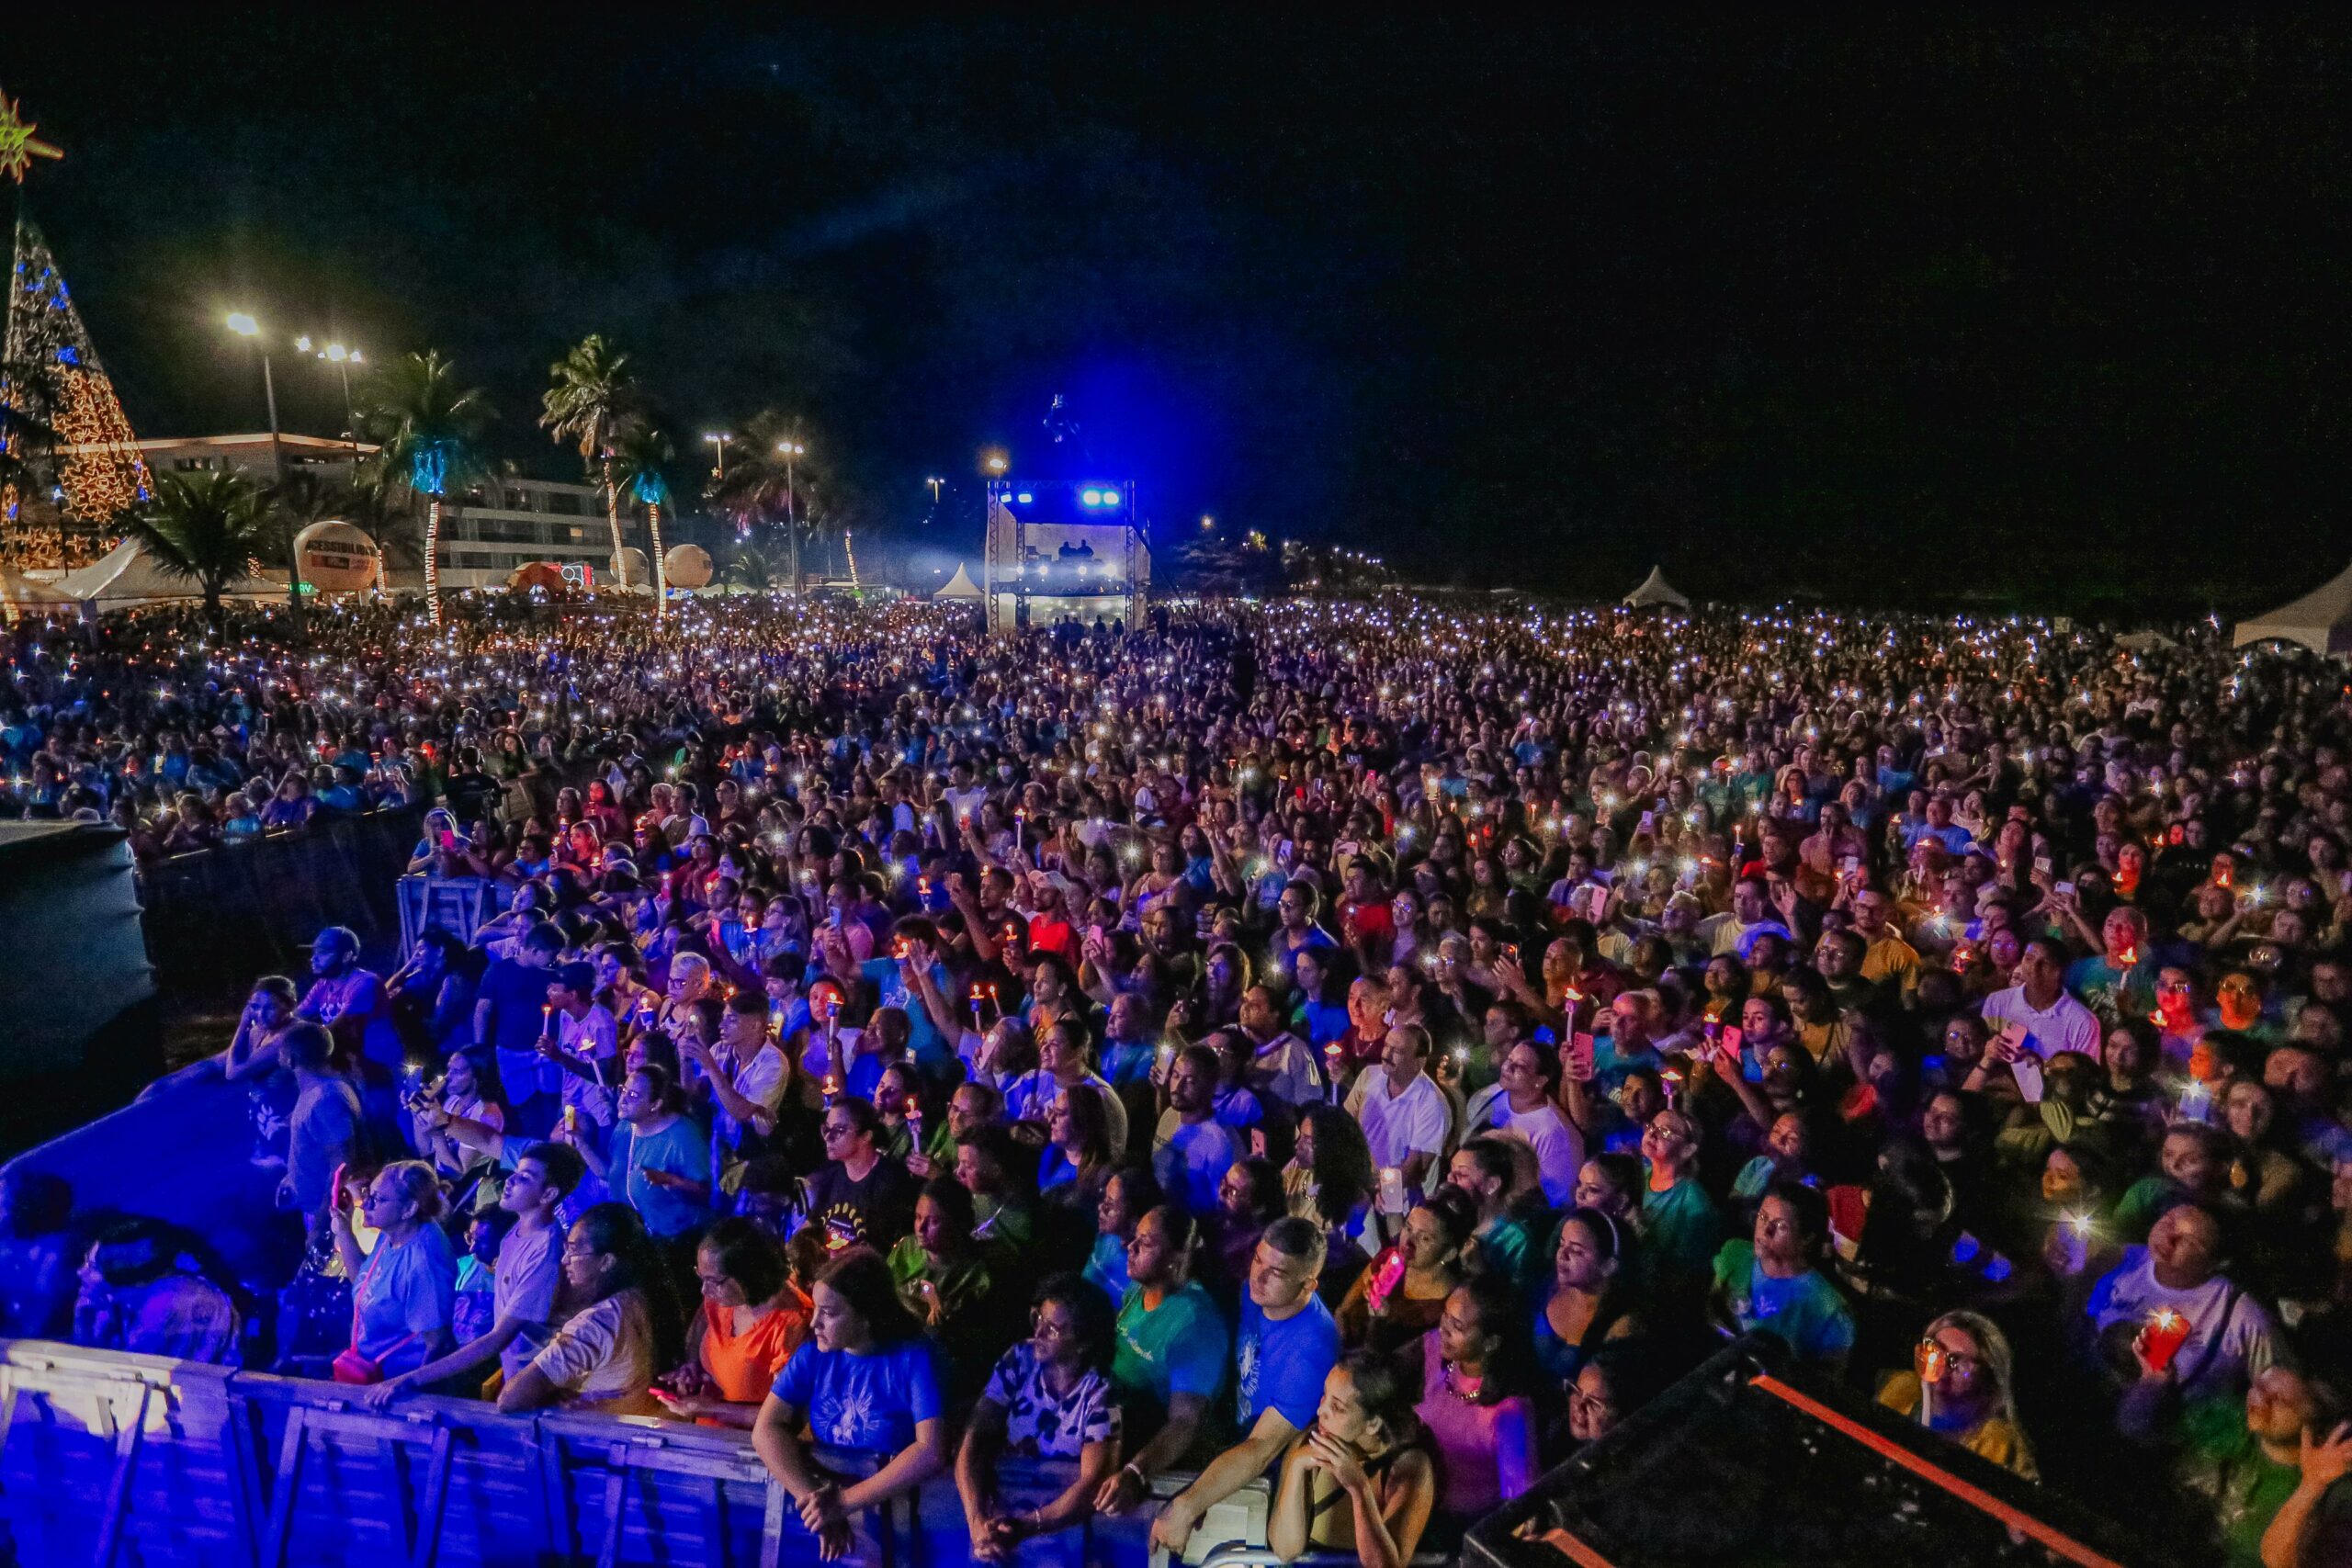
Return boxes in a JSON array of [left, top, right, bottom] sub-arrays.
[[8, 16, 2350, 613]]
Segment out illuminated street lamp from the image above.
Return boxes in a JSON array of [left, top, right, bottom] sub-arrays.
[[981, 449, 1008, 476], [703, 432, 733, 481], [222, 311, 283, 484], [224, 311, 300, 619], [292, 334, 366, 459]]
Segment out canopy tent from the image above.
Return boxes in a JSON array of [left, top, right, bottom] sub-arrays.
[[2235, 560, 2352, 656], [1623, 565, 1691, 609], [936, 562, 984, 601], [0, 569, 76, 620], [51, 537, 277, 608]]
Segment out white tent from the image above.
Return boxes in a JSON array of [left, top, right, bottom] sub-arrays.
[[2235, 560, 2352, 656], [936, 562, 984, 601], [0, 569, 76, 621], [52, 537, 280, 609], [1623, 565, 1691, 609]]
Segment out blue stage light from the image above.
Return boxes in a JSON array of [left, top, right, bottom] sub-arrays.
[[1016, 492, 1033, 503], [1080, 489, 1102, 505], [1098, 487, 1119, 504]]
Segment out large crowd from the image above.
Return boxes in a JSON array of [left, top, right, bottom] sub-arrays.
[[5, 592, 2352, 1564]]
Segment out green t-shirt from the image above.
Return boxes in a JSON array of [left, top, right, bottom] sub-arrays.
[[1711, 1240, 1855, 1369], [1113, 1280, 1229, 1431], [2177, 1395, 2301, 1568], [1643, 1173, 1727, 1287], [1476, 1214, 1543, 1300]]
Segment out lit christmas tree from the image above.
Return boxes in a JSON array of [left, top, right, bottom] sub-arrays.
[[0, 89, 146, 570]]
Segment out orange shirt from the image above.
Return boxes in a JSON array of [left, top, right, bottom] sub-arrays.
[[699, 1289, 811, 1405]]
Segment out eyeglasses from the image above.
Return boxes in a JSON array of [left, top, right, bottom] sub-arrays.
[[1566, 1388, 1617, 1417]]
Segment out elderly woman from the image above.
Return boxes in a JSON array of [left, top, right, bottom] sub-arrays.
[[650, 1218, 808, 1428], [956, 1273, 1124, 1562], [332, 1160, 456, 1384], [498, 1201, 675, 1416]]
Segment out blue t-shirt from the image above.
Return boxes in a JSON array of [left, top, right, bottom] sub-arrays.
[[479, 956, 556, 1097], [1153, 1119, 1239, 1216], [1234, 1295, 1340, 1432], [1084, 1231, 1133, 1303], [772, 1337, 943, 1452], [608, 1116, 712, 1238], [1102, 1041, 1159, 1089], [860, 958, 956, 1077]]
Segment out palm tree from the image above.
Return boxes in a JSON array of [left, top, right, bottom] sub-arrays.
[[539, 335, 641, 590], [608, 423, 676, 619], [721, 541, 778, 592], [708, 409, 823, 594], [266, 469, 349, 632], [359, 351, 492, 626], [343, 457, 423, 574], [125, 469, 273, 626]]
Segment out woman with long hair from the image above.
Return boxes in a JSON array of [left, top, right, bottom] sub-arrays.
[[497, 1201, 679, 1416], [1415, 1275, 1535, 1523], [1533, 1207, 1645, 1398], [1040, 1082, 1117, 1210], [1875, 1309, 2037, 1478], [411, 1048, 507, 1180], [753, 1247, 948, 1562], [1267, 1349, 1438, 1568], [1335, 1187, 1476, 1359]]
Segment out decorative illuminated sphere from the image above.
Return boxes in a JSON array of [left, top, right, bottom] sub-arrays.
[[506, 560, 567, 593], [662, 544, 712, 589], [609, 547, 650, 588], [292, 521, 381, 593]]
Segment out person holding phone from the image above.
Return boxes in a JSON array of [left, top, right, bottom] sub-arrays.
[[573, 1064, 710, 1243], [649, 1218, 808, 1428]]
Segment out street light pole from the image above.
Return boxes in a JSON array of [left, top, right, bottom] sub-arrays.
[[227, 311, 301, 626], [298, 336, 366, 470], [777, 438, 806, 594]]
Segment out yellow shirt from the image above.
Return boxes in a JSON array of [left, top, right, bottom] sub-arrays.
[[1876, 1371, 2038, 1480], [1797, 1017, 1849, 1066], [1860, 932, 1920, 987]]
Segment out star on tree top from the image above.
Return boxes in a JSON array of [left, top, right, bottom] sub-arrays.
[[0, 92, 63, 186]]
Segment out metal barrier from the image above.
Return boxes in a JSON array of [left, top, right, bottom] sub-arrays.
[[0, 1340, 1241, 1568], [139, 807, 428, 999]]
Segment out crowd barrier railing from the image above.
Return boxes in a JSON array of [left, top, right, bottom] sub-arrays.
[[139, 805, 428, 998], [0, 1338, 1270, 1568]]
